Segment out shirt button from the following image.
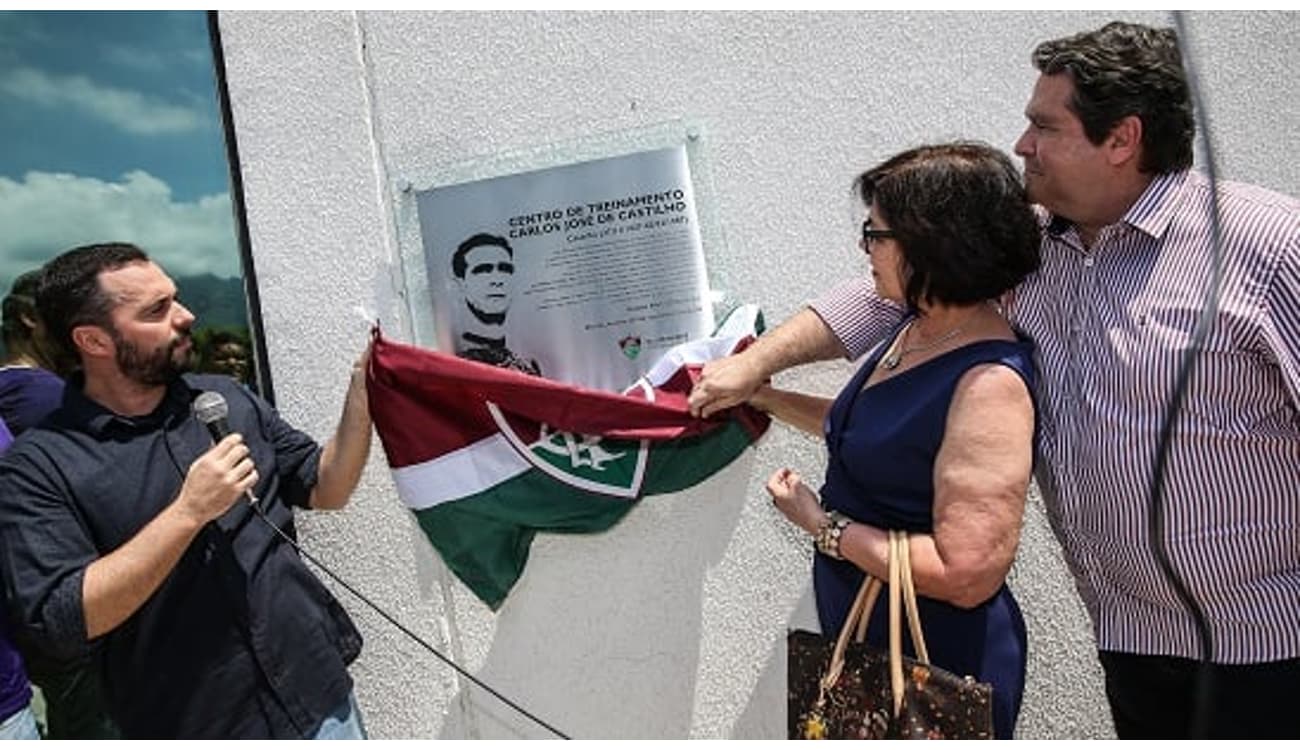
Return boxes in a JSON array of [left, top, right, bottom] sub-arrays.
[[1083, 257, 1095, 268]]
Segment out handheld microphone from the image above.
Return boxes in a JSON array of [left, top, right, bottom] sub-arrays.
[[192, 391, 260, 506], [192, 390, 231, 445]]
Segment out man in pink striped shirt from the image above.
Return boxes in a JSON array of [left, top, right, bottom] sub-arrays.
[[689, 21, 1299, 739]]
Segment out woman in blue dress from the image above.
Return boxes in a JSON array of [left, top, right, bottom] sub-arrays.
[[756, 142, 1042, 739]]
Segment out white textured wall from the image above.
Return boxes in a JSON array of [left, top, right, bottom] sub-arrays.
[[216, 10, 1300, 739]]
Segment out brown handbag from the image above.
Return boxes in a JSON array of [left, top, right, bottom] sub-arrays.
[[787, 530, 995, 739]]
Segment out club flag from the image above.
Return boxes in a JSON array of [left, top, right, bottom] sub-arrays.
[[367, 305, 770, 609]]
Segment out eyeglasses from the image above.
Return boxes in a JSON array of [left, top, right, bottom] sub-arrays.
[[861, 220, 896, 248]]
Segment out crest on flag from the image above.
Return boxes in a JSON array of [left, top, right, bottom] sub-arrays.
[[488, 402, 649, 498], [618, 335, 642, 360]]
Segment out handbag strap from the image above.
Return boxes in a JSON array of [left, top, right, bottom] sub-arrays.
[[854, 575, 879, 644], [817, 529, 933, 721], [821, 573, 882, 690], [888, 530, 904, 715], [887, 529, 936, 716], [896, 530, 931, 664]]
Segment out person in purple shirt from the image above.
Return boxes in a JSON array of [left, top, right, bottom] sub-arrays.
[[0, 416, 39, 740], [1, 269, 66, 436], [1, 269, 114, 738]]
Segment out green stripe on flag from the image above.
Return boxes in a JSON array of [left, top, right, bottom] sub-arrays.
[[641, 420, 756, 494], [413, 469, 633, 609], [412, 420, 756, 609]]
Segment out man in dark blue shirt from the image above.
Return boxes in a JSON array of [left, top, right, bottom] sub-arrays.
[[0, 243, 374, 738]]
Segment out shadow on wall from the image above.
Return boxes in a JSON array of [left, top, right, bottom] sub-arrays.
[[731, 583, 818, 738], [435, 455, 756, 739], [1006, 491, 1114, 739]]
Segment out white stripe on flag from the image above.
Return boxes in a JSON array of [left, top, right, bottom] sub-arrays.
[[392, 433, 531, 511], [639, 304, 761, 387]]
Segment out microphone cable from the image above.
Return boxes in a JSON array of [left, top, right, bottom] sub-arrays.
[[172, 398, 570, 738], [1146, 10, 1224, 739], [247, 502, 573, 739]]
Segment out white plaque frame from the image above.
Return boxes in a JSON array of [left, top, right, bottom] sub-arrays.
[[392, 121, 730, 392]]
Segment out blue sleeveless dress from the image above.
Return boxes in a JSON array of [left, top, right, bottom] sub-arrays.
[[815, 321, 1037, 740]]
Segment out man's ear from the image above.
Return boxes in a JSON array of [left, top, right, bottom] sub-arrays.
[[1106, 115, 1143, 168], [71, 325, 113, 358]]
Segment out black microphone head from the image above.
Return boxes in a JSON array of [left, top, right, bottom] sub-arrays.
[[193, 391, 231, 443]]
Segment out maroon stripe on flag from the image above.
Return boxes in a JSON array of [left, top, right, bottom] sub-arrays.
[[368, 333, 740, 443], [367, 339, 501, 467], [367, 332, 769, 469]]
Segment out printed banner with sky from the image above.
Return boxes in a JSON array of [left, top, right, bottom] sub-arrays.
[[0, 11, 244, 327]]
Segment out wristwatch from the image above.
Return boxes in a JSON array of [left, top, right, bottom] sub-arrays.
[[814, 511, 852, 559]]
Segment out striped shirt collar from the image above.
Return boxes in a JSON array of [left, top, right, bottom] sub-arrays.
[[1044, 169, 1192, 241]]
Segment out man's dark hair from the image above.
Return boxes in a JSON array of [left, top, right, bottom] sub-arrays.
[[2, 269, 44, 352], [37, 242, 150, 359], [1032, 21, 1194, 174], [451, 233, 513, 279], [857, 141, 1042, 310]]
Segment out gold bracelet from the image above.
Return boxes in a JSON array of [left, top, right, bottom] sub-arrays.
[[813, 510, 851, 559]]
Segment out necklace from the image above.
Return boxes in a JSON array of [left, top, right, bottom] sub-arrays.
[[879, 319, 967, 370]]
